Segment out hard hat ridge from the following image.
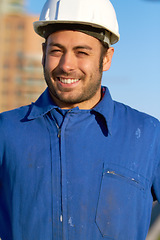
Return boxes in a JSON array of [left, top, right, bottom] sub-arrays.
[[33, 0, 120, 46]]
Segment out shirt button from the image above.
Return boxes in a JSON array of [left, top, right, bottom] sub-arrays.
[[60, 215, 63, 222]]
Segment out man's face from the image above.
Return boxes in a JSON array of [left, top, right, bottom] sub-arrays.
[[42, 30, 114, 109]]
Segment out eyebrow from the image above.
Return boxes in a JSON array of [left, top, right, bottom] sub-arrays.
[[74, 45, 92, 51], [48, 43, 63, 48], [48, 42, 93, 51]]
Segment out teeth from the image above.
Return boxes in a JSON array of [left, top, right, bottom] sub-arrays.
[[59, 78, 79, 84]]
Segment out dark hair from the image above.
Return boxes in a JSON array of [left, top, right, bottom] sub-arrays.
[[99, 44, 109, 73]]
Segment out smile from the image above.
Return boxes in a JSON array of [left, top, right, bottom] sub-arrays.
[[58, 78, 80, 84]]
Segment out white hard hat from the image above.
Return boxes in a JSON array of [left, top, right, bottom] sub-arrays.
[[33, 0, 120, 46]]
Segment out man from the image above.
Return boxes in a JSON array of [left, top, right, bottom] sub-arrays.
[[0, 0, 160, 239]]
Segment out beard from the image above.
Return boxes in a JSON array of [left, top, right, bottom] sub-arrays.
[[43, 66, 103, 107]]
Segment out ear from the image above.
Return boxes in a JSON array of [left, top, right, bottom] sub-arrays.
[[42, 42, 46, 66], [103, 47, 114, 72]]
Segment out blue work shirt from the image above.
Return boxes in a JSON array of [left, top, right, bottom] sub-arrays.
[[0, 87, 160, 240]]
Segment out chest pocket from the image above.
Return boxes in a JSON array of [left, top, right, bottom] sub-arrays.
[[96, 163, 147, 240]]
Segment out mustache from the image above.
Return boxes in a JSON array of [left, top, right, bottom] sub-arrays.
[[51, 69, 82, 79], [43, 63, 84, 79]]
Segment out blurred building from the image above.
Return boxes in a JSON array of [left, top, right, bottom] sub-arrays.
[[0, 0, 46, 112]]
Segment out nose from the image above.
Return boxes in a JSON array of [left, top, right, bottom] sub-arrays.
[[59, 52, 77, 73]]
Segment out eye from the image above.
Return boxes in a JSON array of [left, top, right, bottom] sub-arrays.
[[49, 49, 62, 56], [77, 51, 89, 57]]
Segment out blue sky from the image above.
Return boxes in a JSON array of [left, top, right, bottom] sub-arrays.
[[25, 0, 160, 119]]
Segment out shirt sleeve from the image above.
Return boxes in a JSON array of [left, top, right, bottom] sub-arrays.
[[0, 114, 5, 167], [151, 123, 160, 202], [152, 163, 160, 202]]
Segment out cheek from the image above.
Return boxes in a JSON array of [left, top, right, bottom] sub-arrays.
[[78, 59, 99, 75], [45, 56, 59, 72]]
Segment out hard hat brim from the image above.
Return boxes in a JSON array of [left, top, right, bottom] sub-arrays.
[[33, 20, 120, 45]]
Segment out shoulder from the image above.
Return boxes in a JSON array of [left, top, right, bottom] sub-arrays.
[[0, 105, 31, 125], [0, 105, 32, 163], [114, 100, 160, 128], [0, 105, 32, 140], [112, 100, 160, 149], [101, 87, 160, 132]]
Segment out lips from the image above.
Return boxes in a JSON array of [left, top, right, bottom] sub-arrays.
[[57, 77, 80, 84]]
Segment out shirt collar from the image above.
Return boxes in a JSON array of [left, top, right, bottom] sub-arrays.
[[27, 86, 114, 134], [27, 88, 58, 120], [93, 86, 114, 135]]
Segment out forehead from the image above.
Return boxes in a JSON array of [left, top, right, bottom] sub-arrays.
[[47, 30, 102, 49]]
